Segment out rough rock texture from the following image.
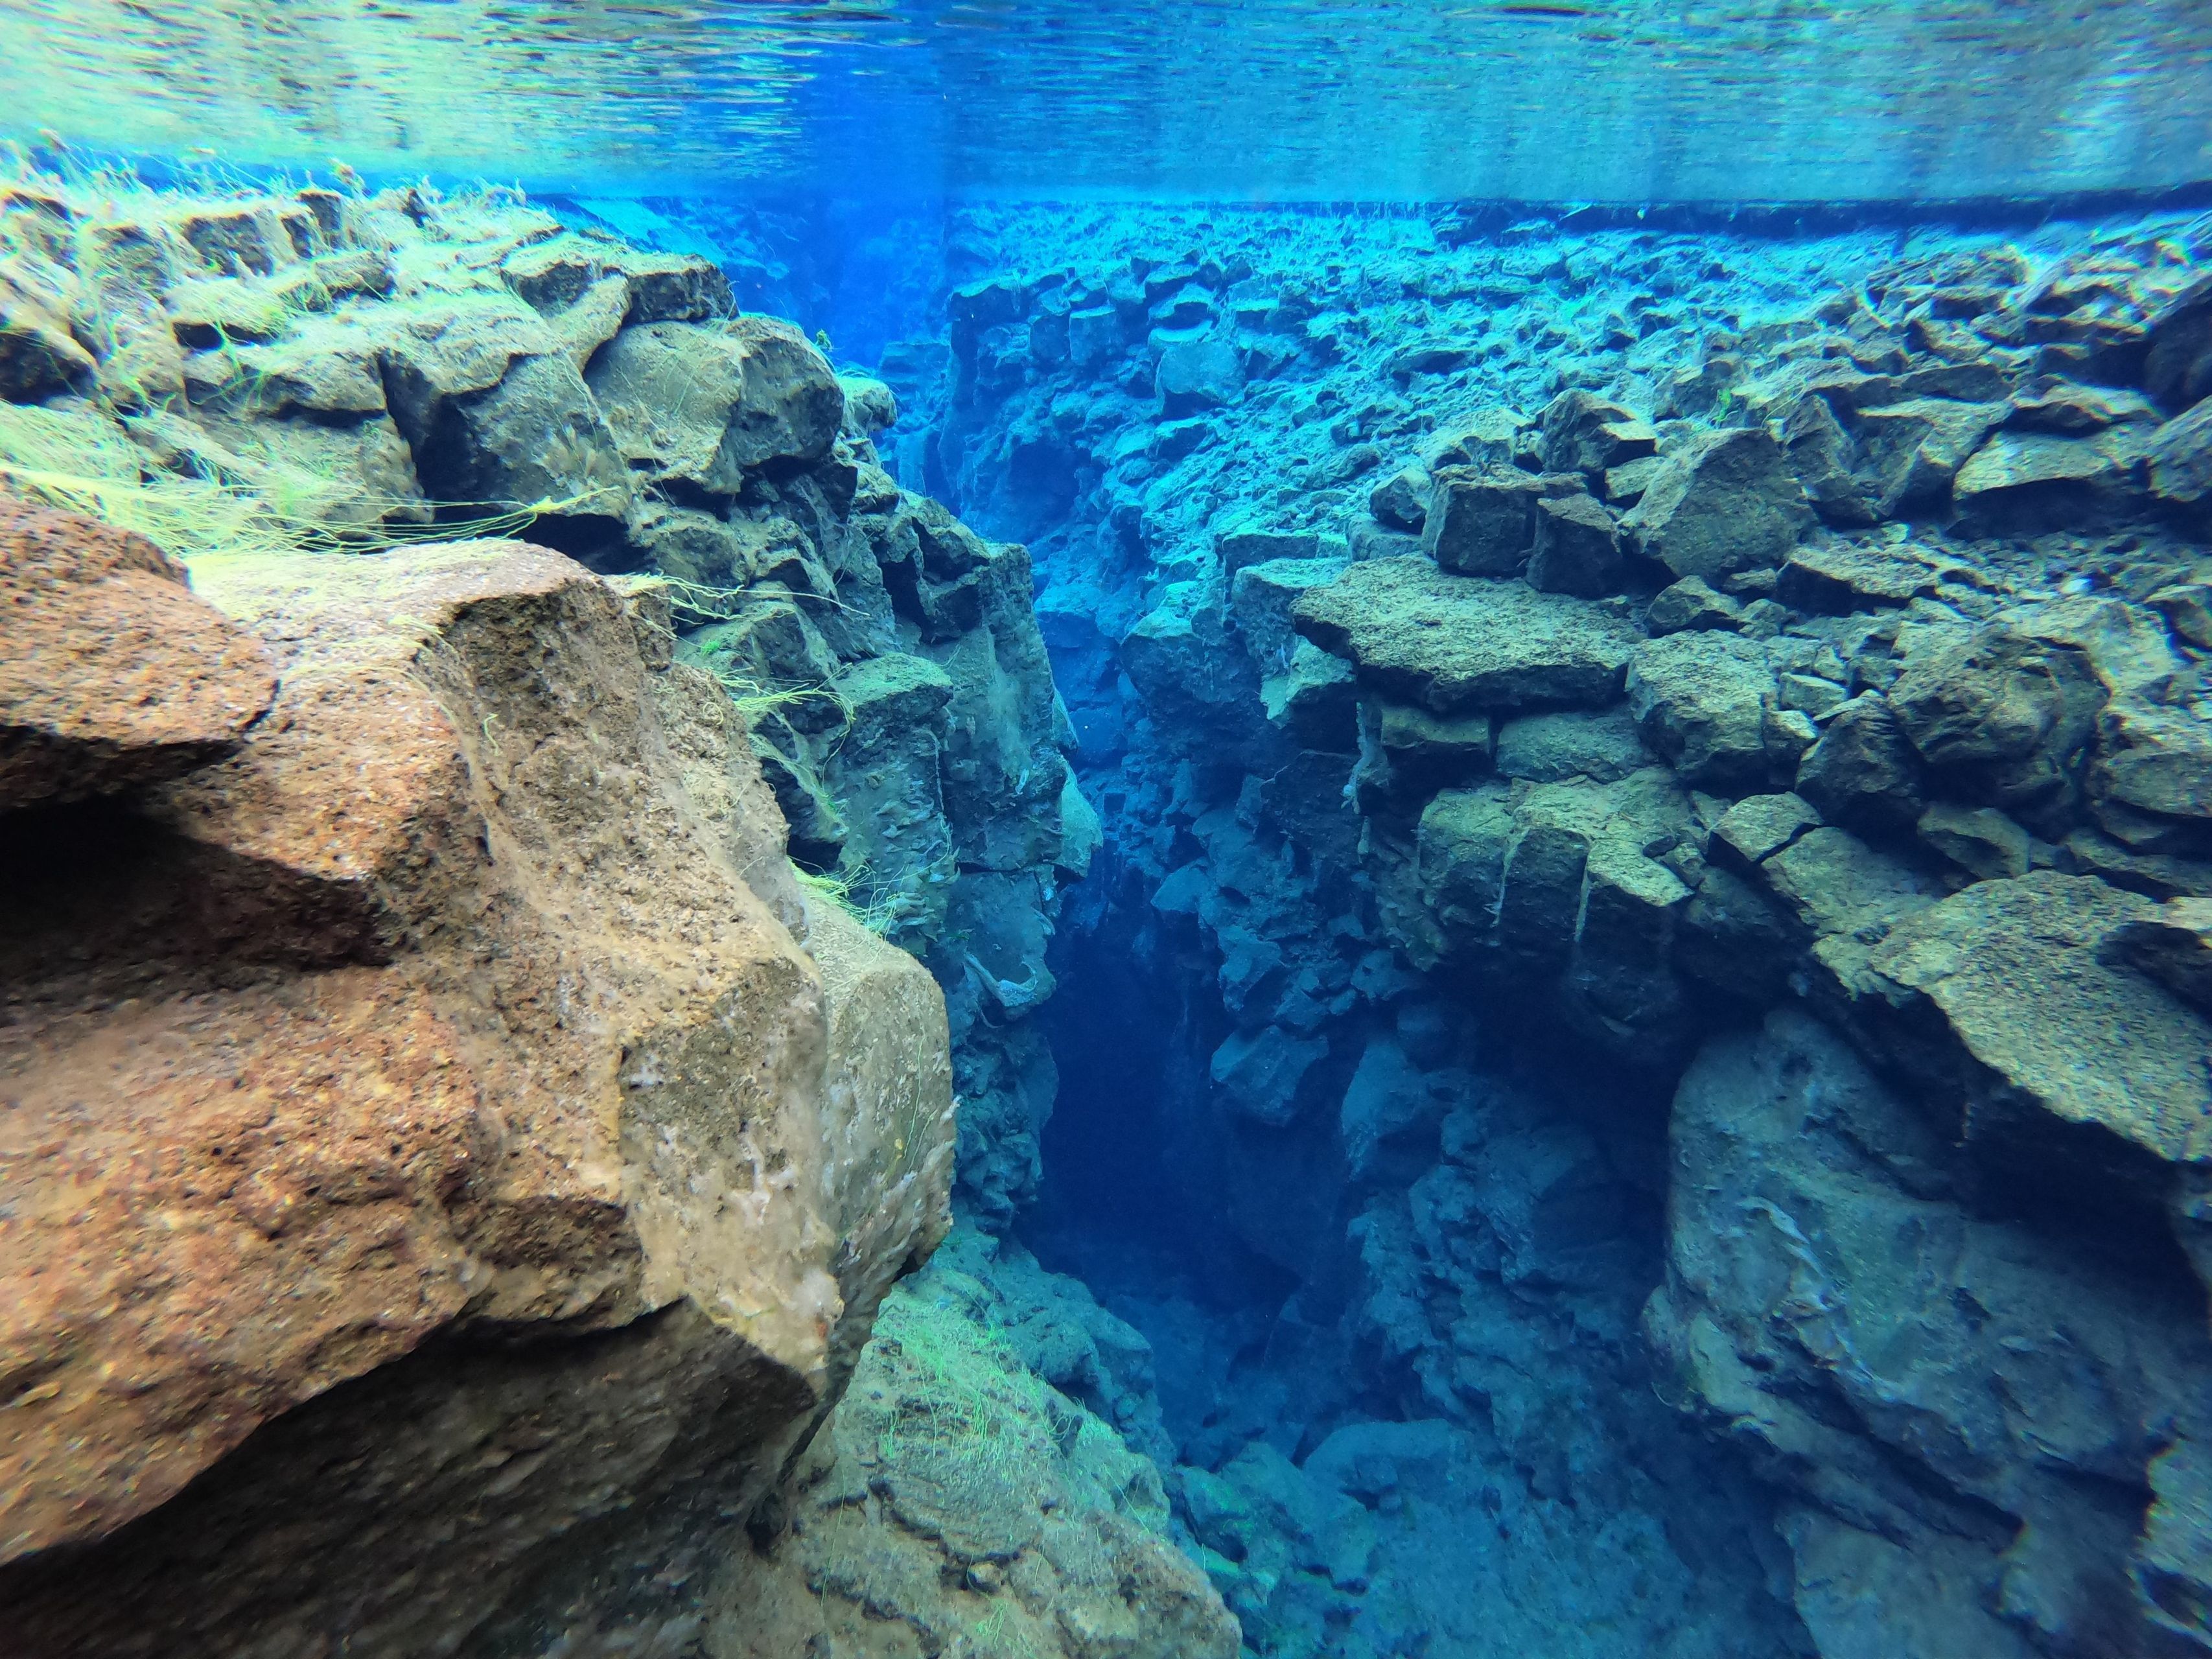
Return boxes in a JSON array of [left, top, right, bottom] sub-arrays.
[[856, 198, 2212, 1659], [1292, 555, 1638, 713], [0, 532, 956, 1654], [0, 178, 1243, 1658], [0, 170, 1086, 1243], [712, 1235, 1240, 1659], [0, 495, 275, 807], [1646, 1009, 2212, 1659]]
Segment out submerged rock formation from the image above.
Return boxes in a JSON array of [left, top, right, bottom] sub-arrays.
[[10, 162, 2212, 1658], [0, 516, 954, 1653], [863, 200, 2212, 1658], [0, 176, 1213, 1656]]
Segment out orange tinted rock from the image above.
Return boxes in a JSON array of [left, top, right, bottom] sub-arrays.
[[0, 539, 953, 1653], [0, 496, 277, 809]]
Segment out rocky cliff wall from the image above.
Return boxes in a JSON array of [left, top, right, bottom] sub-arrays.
[[0, 172, 1220, 1657], [0, 509, 955, 1654], [870, 200, 2212, 1658]]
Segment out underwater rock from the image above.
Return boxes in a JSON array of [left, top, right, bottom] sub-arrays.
[[1774, 540, 1948, 612], [1294, 555, 1638, 713], [1625, 629, 1785, 791], [588, 316, 844, 493], [1644, 572, 1743, 633], [1623, 426, 1812, 581], [1526, 491, 1629, 597], [1646, 1006, 2212, 1659], [0, 540, 955, 1655], [0, 296, 95, 404], [713, 1240, 1240, 1659], [2101, 896, 2212, 1014], [849, 195, 2212, 1659], [0, 497, 277, 809], [1421, 463, 1549, 575], [1859, 871, 2212, 1194], [2147, 273, 2212, 411], [1539, 388, 1658, 478], [1885, 620, 2105, 830], [1792, 693, 1926, 831], [1156, 336, 1244, 417], [2146, 395, 2212, 511], [1951, 426, 2145, 532]]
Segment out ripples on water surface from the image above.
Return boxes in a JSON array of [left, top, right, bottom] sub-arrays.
[[1, 0, 2209, 201]]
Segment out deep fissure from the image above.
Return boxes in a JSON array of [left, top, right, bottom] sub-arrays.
[[8, 149, 2212, 1659]]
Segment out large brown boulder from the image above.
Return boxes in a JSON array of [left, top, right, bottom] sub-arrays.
[[0, 540, 953, 1655], [0, 497, 276, 809]]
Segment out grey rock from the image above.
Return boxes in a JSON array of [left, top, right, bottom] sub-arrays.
[[1340, 1036, 1445, 1179], [1886, 621, 2104, 823], [1916, 801, 2037, 881], [1493, 707, 1651, 784], [1538, 389, 1657, 476], [1710, 791, 1822, 870], [1775, 542, 1945, 613], [2100, 897, 2212, 1015], [1624, 426, 1813, 582], [1294, 557, 1638, 714], [1232, 555, 1351, 670], [1366, 699, 1495, 794], [1369, 464, 1429, 531], [1952, 428, 2145, 533], [1261, 641, 1360, 752], [1781, 392, 1881, 526], [1211, 1026, 1330, 1128], [1217, 523, 1322, 580], [1646, 1006, 2212, 1659], [1644, 575, 1742, 634], [1156, 337, 1244, 417], [588, 317, 843, 491], [1625, 631, 1782, 791], [1865, 872, 2212, 1180], [1793, 693, 1924, 832], [2145, 397, 2212, 510], [1848, 397, 2007, 515], [2147, 272, 2212, 411], [1421, 465, 1544, 576], [1526, 493, 1627, 598]]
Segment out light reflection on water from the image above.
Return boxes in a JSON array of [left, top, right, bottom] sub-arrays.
[[0, 0, 2207, 202]]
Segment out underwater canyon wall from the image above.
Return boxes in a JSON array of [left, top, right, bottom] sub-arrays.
[[0, 176, 1228, 1657], [8, 162, 2212, 1659], [857, 200, 2212, 1657]]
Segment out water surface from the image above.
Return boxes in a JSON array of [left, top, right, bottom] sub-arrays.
[[3, 0, 2209, 202]]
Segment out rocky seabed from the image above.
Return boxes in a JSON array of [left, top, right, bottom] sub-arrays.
[[1, 172, 2210, 1659]]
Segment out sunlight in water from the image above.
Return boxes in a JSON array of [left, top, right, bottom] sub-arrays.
[[1, 0, 2209, 199]]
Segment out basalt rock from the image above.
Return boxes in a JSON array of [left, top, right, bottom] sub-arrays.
[[1646, 1007, 2212, 1659], [0, 498, 276, 809], [1624, 630, 1787, 792], [587, 316, 846, 492], [0, 540, 955, 1656], [1623, 426, 1812, 581], [714, 1244, 1239, 1659], [1294, 555, 1637, 714], [1421, 465, 1548, 576]]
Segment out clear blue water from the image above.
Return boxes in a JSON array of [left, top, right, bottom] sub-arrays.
[[4, 0, 2212, 201], [6, 4, 2212, 1656]]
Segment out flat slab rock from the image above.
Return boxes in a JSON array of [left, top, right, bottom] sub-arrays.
[[1868, 870, 2212, 1167], [1291, 555, 1637, 714], [0, 497, 276, 809]]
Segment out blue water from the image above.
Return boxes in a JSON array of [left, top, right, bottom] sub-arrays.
[[5, 0, 2212, 201], [7, 3, 2212, 1656]]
